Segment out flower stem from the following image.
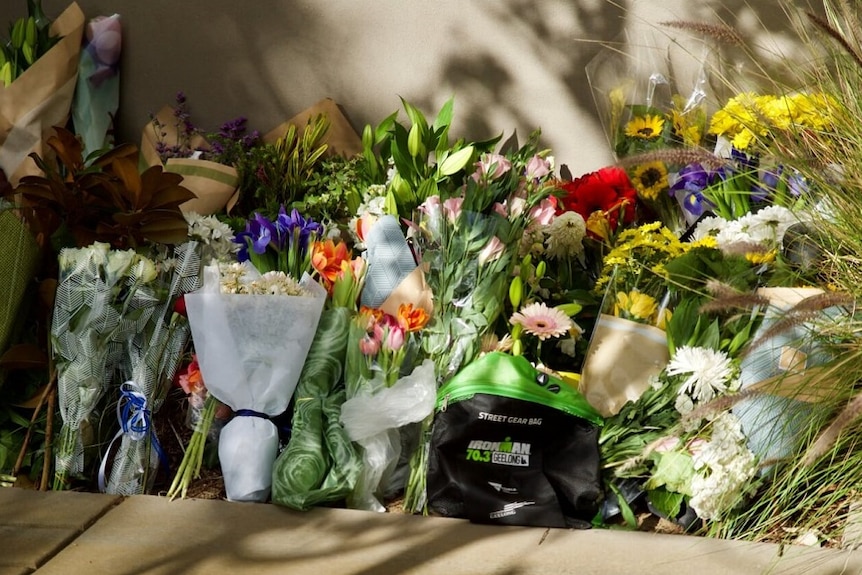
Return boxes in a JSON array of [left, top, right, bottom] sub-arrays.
[[166, 394, 216, 500]]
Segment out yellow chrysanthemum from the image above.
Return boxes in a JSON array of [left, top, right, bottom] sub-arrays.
[[625, 114, 665, 140], [631, 162, 669, 201], [745, 250, 776, 265]]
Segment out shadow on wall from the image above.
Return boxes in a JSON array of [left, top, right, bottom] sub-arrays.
[[3, 0, 826, 175]]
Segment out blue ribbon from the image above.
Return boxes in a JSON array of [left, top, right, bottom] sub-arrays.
[[235, 409, 271, 419], [98, 381, 170, 493]]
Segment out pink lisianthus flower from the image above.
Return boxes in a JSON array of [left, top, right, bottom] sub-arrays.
[[528, 198, 557, 227], [419, 195, 442, 217], [443, 196, 464, 223], [525, 154, 551, 180], [473, 153, 512, 181], [478, 235, 506, 266]]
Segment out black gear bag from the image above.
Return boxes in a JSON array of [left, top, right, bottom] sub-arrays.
[[427, 352, 604, 528]]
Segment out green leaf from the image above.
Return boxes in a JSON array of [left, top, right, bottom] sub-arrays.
[[647, 488, 685, 520], [433, 97, 455, 131]]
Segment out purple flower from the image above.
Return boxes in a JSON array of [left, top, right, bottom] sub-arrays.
[[275, 206, 323, 252], [234, 212, 277, 261], [670, 163, 719, 217]]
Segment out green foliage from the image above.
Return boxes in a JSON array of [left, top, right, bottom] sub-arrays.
[[234, 114, 330, 217], [0, 0, 58, 87]]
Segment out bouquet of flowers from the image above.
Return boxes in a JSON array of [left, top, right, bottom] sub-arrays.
[[579, 223, 687, 417], [340, 304, 435, 512], [585, 23, 717, 234], [0, 1, 84, 184], [141, 92, 260, 216], [270, 238, 367, 510], [51, 243, 153, 489], [184, 261, 326, 502], [98, 242, 200, 495]]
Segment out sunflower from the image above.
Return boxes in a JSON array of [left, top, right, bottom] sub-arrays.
[[631, 162, 669, 201], [624, 114, 665, 140]]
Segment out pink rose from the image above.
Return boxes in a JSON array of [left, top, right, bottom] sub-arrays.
[[478, 235, 506, 266]]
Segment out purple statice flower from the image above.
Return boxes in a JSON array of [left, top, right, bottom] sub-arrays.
[[233, 212, 277, 261], [670, 163, 719, 217]]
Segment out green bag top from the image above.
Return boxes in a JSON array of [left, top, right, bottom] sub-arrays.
[[437, 352, 604, 426]]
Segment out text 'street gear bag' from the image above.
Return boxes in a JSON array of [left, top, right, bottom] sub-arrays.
[[427, 352, 604, 528]]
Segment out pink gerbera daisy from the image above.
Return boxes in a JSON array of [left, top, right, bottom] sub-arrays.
[[509, 302, 573, 341]]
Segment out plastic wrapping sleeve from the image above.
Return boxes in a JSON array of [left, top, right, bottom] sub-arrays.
[[271, 307, 362, 511], [340, 359, 437, 512], [579, 314, 669, 417], [184, 268, 326, 502], [72, 14, 121, 157]]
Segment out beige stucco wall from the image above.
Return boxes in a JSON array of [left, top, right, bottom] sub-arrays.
[[2, 0, 816, 176]]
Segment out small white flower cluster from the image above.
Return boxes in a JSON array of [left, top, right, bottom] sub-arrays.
[[217, 262, 308, 296], [185, 211, 239, 263], [692, 205, 801, 251], [688, 412, 758, 520]]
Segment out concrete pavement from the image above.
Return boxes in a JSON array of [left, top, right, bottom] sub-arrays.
[[2, 487, 862, 575]]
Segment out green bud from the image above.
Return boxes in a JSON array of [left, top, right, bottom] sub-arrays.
[[25, 17, 36, 49], [438, 145, 474, 176], [11, 19, 25, 50], [512, 338, 523, 357], [22, 42, 34, 66], [508, 276, 522, 310], [407, 122, 425, 158], [535, 260, 546, 279], [556, 302, 583, 317], [0, 61, 12, 87]]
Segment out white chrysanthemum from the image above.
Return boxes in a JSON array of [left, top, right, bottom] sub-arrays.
[[714, 218, 753, 248], [666, 346, 737, 405], [545, 211, 586, 259], [692, 216, 726, 241], [745, 205, 799, 244]]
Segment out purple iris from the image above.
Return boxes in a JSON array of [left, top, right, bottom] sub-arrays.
[[670, 163, 720, 217], [275, 206, 323, 252], [234, 212, 276, 262], [755, 165, 809, 202]]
